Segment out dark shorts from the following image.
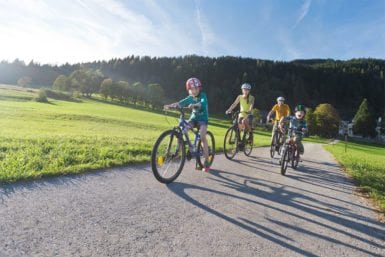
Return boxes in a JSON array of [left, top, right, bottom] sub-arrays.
[[189, 120, 208, 130]]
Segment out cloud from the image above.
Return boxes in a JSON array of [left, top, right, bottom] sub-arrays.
[[292, 0, 312, 30], [0, 0, 210, 64], [194, 0, 216, 55]]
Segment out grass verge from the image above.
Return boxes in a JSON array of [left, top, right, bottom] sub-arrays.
[[324, 141, 385, 214]]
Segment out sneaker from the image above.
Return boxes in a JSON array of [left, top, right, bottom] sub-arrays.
[[202, 166, 210, 172], [195, 162, 202, 170], [202, 161, 211, 172]]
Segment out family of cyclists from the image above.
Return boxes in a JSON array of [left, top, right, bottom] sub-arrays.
[[162, 77, 308, 174]]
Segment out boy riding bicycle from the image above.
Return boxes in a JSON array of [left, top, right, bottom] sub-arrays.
[[225, 83, 255, 147], [164, 77, 211, 172], [279, 104, 307, 156]]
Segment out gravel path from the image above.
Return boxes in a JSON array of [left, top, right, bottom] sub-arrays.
[[0, 143, 384, 257]]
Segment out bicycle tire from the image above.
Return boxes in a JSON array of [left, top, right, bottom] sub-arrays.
[[280, 146, 289, 175], [197, 131, 216, 168], [244, 131, 253, 156], [270, 132, 277, 158], [151, 130, 185, 183], [224, 126, 238, 160], [291, 147, 299, 169]]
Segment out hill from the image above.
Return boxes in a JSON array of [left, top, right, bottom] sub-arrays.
[[0, 85, 271, 182], [1, 57, 384, 120]]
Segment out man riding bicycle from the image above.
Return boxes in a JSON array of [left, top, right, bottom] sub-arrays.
[[267, 96, 291, 147]]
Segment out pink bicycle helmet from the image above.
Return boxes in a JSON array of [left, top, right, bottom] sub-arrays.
[[185, 77, 202, 90]]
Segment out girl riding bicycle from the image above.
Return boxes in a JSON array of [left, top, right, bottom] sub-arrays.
[[225, 83, 255, 132], [164, 78, 211, 172]]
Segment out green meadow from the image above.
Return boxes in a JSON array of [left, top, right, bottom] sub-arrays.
[[324, 141, 385, 213], [0, 85, 272, 182]]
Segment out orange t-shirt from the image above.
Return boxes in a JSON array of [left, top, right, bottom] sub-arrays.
[[272, 104, 290, 121]]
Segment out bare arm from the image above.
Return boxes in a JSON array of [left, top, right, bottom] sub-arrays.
[[248, 97, 255, 113], [164, 102, 180, 109], [225, 96, 240, 114], [266, 110, 274, 121]]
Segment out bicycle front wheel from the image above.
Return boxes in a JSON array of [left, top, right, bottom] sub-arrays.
[[244, 131, 253, 156], [151, 130, 185, 183], [291, 147, 299, 169], [197, 131, 215, 168], [270, 132, 278, 158], [224, 126, 238, 160], [280, 146, 289, 175]]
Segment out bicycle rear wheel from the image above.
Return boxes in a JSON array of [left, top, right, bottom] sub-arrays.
[[280, 146, 289, 175], [197, 131, 215, 168], [224, 126, 238, 160], [244, 131, 253, 156], [151, 130, 185, 183]]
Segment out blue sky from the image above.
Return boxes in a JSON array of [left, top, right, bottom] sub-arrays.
[[0, 0, 384, 64]]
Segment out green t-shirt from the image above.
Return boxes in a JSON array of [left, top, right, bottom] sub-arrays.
[[178, 92, 209, 121]]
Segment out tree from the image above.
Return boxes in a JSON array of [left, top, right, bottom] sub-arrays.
[[35, 89, 48, 103], [352, 98, 377, 137], [17, 76, 32, 87], [52, 75, 70, 91], [100, 78, 113, 99], [147, 83, 164, 109], [131, 82, 145, 105], [380, 112, 385, 135], [116, 81, 130, 102], [251, 108, 262, 127], [69, 68, 103, 97], [305, 107, 316, 135], [313, 103, 341, 137]]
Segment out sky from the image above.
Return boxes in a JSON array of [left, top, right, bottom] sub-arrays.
[[0, 0, 384, 64]]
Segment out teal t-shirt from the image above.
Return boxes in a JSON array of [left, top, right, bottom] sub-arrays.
[[178, 92, 208, 121]]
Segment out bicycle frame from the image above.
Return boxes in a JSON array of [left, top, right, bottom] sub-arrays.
[[282, 127, 301, 162], [174, 108, 202, 157], [178, 117, 200, 153]]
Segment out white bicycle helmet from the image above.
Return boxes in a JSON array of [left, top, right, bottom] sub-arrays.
[[241, 83, 251, 90], [277, 96, 285, 102]]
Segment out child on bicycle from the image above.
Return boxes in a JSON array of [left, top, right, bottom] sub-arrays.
[[279, 104, 307, 156], [225, 83, 254, 132], [267, 96, 290, 148], [164, 77, 211, 172]]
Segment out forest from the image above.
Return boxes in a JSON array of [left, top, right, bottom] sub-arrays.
[[1, 56, 384, 120]]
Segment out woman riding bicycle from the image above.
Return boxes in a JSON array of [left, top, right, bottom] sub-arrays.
[[225, 83, 255, 133], [279, 104, 307, 157], [163, 77, 211, 172]]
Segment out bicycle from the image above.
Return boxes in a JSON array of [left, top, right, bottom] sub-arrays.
[[280, 127, 303, 175], [151, 106, 215, 183], [223, 111, 254, 160], [269, 120, 285, 158]]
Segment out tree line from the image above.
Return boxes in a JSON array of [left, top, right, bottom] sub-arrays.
[[1, 56, 384, 137]]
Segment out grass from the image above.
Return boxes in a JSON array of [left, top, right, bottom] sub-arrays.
[[0, 85, 273, 182], [324, 141, 385, 213]]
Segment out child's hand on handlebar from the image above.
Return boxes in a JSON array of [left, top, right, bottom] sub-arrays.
[[188, 103, 201, 109], [164, 103, 178, 110]]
